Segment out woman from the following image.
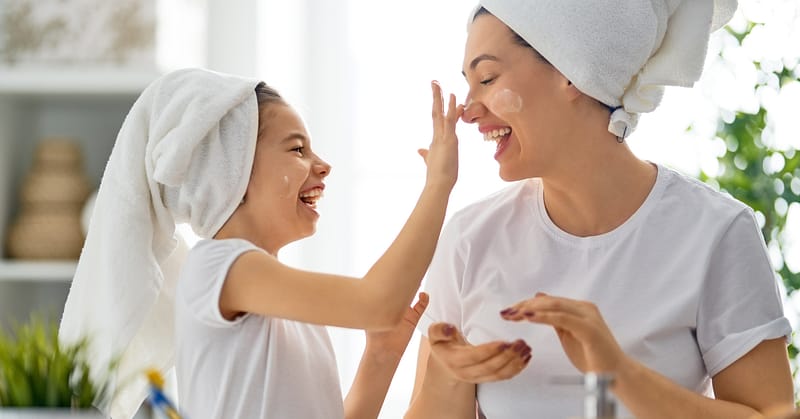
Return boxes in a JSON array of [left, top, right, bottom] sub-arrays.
[[406, 2, 794, 418]]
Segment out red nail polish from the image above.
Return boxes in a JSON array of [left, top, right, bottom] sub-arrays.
[[523, 311, 535, 317], [443, 324, 454, 336]]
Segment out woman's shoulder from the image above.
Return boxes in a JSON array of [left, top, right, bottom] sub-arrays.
[[656, 164, 752, 224], [452, 179, 532, 215]]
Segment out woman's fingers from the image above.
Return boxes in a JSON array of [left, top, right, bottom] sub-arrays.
[[428, 322, 531, 383], [500, 293, 594, 321]]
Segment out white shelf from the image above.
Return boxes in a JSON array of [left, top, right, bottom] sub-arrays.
[[0, 260, 77, 282], [0, 67, 160, 96]]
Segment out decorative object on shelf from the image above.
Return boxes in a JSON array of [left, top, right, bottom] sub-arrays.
[[0, 0, 155, 67], [5, 138, 91, 260], [0, 315, 112, 417]]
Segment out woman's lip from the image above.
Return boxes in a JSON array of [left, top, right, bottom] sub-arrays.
[[493, 134, 511, 160]]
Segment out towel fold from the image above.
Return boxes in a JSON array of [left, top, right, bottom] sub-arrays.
[[59, 68, 261, 418], [475, 0, 738, 137]]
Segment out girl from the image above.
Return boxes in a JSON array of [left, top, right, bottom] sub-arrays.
[[58, 68, 525, 418]]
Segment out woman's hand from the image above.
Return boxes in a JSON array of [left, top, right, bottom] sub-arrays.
[[418, 81, 464, 192], [426, 322, 531, 383], [365, 292, 429, 362], [500, 292, 628, 373]]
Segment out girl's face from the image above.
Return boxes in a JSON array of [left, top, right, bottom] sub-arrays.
[[242, 103, 331, 252], [462, 14, 573, 181]]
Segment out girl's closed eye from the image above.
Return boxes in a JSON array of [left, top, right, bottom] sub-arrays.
[[291, 146, 305, 155]]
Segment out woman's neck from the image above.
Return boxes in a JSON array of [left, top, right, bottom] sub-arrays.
[[541, 141, 657, 237]]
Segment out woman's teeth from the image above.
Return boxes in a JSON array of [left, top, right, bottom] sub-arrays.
[[299, 188, 323, 207], [484, 127, 511, 142]]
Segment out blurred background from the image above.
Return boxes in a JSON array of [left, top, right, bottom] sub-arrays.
[[0, 0, 798, 417]]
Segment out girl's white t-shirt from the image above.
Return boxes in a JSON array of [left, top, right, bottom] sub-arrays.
[[175, 238, 344, 419], [420, 164, 791, 419]]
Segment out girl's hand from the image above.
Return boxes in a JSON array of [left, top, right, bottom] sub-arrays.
[[426, 322, 531, 383], [418, 81, 463, 192], [500, 292, 628, 374], [365, 292, 429, 362]]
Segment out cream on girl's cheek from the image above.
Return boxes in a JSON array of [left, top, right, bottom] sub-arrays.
[[487, 88, 523, 115], [281, 175, 290, 199]]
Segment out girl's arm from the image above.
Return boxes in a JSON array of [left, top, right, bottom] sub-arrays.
[[220, 82, 463, 330], [344, 294, 428, 419]]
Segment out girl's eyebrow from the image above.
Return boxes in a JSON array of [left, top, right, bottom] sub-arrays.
[[462, 53, 500, 77], [281, 133, 308, 144]]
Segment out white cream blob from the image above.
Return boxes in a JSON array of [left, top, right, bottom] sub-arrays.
[[487, 88, 523, 115], [281, 175, 291, 199]]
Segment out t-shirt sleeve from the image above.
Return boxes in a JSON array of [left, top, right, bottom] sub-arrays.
[[177, 239, 262, 328], [697, 208, 792, 376], [418, 216, 466, 337]]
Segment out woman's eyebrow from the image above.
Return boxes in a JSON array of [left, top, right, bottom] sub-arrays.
[[462, 53, 500, 77]]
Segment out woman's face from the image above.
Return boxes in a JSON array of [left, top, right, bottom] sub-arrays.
[[462, 14, 571, 181], [242, 103, 331, 252]]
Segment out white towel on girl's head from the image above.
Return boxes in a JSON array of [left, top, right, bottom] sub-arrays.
[[474, 0, 738, 138], [59, 68, 261, 418]]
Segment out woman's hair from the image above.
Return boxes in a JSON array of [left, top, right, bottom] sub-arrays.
[[473, 6, 551, 65], [254, 82, 286, 140]]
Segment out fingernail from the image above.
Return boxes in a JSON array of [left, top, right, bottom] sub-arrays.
[[443, 324, 454, 336], [500, 343, 511, 351], [500, 308, 518, 316], [513, 341, 526, 352], [523, 311, 535, 317], [523, 353, 532, 363]]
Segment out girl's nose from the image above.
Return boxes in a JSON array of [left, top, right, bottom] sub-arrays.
[[315, 158, 331, 178]]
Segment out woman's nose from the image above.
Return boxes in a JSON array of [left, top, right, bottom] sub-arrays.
[[461, 97, 485, 124]]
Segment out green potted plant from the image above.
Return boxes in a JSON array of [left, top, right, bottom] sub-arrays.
[[0, 316, 113, 418]]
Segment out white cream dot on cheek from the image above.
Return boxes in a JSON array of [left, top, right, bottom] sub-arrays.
[[487, 88, 523, 115], [281, 175, 290, 199]]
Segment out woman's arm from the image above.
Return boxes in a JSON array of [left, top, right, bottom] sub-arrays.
[[501, 293, 795, 418], [613, 338, 793, 418], [220, 82, 463, 330]]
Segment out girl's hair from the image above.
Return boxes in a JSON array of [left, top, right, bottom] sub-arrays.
[[254, 82, 286, 140], [473, 6, 551, 65]]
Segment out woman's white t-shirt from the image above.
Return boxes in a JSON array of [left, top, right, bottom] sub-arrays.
[[175, 238, 344, 419], [420, 164, 791, 419]]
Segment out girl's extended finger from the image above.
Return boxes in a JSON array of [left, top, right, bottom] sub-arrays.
[[446, 93, 458, 121], [431, 81, 444, 122], [412, 292, 430, 314]]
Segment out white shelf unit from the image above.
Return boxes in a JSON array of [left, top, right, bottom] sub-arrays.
[[0, 67, 158, 329]]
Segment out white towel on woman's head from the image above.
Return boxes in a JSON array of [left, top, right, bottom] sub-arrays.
[[59, 68, 261, 418], [474, 0, 738, 138]]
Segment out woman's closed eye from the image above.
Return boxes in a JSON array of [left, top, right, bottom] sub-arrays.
[[290, 146, 305, 155], [480, 76, 496, 86]]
